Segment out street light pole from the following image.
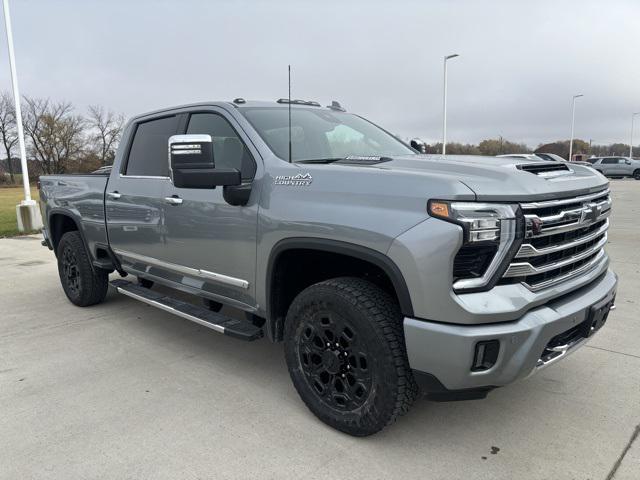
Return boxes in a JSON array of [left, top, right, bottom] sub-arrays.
[[568, 94, 583, 162], [2, 0, 30, 202], [2, 0, 42, 232], [442, 53, 459, 155], [630, 112, 640, 158]]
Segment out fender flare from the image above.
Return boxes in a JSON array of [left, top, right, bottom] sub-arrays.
[[265, 237, 414, 341]]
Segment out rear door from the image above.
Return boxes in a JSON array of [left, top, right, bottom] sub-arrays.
[[612, 158, 627, 176], [106, 115, 179, 277], [161, 108, 260, 307]]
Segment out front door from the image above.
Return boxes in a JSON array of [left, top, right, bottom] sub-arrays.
[[161, 109, 260, 308], [106, 115, 179, 281]]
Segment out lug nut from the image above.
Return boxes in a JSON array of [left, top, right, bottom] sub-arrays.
[[326, 343, 331, 347], [341, 374, 345, 378]]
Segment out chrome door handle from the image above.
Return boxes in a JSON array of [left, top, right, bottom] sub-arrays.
[[165, 196, 183, 205], [107, 191, 121, 200]]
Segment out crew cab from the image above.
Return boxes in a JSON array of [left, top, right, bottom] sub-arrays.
[[39, 99, 617, 436]]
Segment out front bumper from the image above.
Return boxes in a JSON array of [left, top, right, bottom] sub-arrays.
[[404, 268, 617, 393]]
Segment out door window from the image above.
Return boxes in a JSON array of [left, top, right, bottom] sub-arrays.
[[601, 158, 618, 164], [125, 116, 180, 177], [186, 113, 256, 180]]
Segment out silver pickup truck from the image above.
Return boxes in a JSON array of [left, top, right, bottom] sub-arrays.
[[39, 99, 617, 436]]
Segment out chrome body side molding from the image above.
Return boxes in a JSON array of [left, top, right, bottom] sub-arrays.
[[112, 249, 250, 289]]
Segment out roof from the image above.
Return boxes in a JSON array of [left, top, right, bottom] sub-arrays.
[[131, 99, 343, 122]]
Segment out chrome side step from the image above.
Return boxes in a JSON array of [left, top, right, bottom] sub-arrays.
[[110, 279, 263, 341]]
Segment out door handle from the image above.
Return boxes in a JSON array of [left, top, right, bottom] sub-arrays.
[[107, 191, 121, 200], [165, 196, 183, 205]]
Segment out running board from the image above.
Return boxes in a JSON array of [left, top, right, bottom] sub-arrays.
[[109, 279, 263, 341]]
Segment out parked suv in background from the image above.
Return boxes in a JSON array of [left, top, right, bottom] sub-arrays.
[[589, 157, 640, 179]]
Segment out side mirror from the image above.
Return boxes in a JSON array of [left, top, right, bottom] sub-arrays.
[[168, 134, 241, 189], [626, 159, 632, 165]]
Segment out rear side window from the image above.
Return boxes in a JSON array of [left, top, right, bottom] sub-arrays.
[[186, 113, 256, 180], [125, 116, 180, 176], [601, 158, 617, 164]]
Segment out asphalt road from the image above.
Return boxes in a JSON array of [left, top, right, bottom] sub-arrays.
[[1, 180, 639, 480]]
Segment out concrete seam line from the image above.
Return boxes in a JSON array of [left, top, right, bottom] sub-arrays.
[[605, 424, 640, 480], [585, 345, 640, 361]]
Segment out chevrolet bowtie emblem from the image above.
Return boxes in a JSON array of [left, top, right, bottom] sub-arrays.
[[581, 202, 601, 224]]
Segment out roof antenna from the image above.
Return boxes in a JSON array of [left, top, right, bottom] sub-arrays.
[[288, 64, 292, 163]]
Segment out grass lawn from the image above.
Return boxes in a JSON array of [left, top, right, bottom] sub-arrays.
[[0, 186, 40, 237]]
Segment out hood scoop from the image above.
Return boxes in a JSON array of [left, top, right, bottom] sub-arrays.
[[517, 162, 572, 177]]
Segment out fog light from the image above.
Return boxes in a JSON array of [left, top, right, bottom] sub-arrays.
[[471, 340, 500, 372]]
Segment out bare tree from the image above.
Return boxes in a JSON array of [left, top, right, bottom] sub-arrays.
[[0, 92, 18, 182], [22, 97, 85, 174], [87, 105, 124, 165]]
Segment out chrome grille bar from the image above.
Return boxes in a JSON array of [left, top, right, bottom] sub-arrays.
[[526, 250, 606, 291], [519, 189, 610, 209], [516, 220, 609, 258], [504, 235, 607, 277], [526, 210, 611, 239]]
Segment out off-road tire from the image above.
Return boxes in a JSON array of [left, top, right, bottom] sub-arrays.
[[284, 277, 418, 436], [56, 231, 109, 307]]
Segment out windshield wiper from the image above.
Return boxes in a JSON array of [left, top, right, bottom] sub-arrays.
[[296, 156, 394, 165], [295, 158, 343, 164]]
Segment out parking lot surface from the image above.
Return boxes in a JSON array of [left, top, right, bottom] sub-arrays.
[[1, 181, 639, 480]]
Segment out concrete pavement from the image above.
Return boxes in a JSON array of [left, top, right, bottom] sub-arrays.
[[1, 180, 639, 480]]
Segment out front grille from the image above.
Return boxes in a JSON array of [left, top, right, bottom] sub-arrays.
[[500, 189, 611, 291]]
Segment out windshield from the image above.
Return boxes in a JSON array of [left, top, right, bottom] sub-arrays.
[[540, 153, 566, 162], [240, 107, 414, 162]]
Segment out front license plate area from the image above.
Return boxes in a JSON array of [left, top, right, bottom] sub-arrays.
[[582, 293, 615, 338]]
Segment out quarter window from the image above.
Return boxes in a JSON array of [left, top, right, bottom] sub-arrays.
[[186, 113, 256, 180], [125, 116, 180, 176]]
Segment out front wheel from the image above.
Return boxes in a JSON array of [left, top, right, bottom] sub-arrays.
[[56, 231, 109, 307], [284, 277, 417, 436]]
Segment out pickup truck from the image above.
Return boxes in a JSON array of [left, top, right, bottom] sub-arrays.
[[39, 99, 617, 436]]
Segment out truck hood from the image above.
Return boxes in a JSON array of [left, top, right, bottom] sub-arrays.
[[369, 154, 609, 201]]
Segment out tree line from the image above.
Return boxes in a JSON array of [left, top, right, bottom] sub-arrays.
[[0, 91, 124, 183], [415, 137, 638, 158], [416, 137, 640, 159]]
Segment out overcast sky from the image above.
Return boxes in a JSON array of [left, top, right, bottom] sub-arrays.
[[1, 0, 638, 147]]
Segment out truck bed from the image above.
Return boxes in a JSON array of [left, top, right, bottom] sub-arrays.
[[39, 174, 110, 258]]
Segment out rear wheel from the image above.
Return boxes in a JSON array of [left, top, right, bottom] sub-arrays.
[[56, 231, 109, 307], [633, 169, 640, 180], [284, 277, 417, 436]]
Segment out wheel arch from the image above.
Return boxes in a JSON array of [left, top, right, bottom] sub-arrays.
[[265, 238, 414, 342], [48, 210, 83, 253]]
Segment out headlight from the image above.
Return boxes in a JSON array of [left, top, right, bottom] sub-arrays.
[[428, 200, 524, 292]]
